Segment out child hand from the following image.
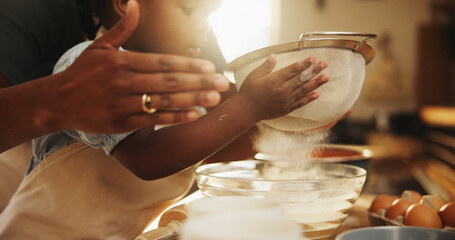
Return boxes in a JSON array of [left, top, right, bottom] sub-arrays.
[[238, 54, 328, 122]]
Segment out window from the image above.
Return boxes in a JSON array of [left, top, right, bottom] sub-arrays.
[[209, 0, 277, 63]]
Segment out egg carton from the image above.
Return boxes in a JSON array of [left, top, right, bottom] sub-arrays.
[[367, 210, 455, 232]]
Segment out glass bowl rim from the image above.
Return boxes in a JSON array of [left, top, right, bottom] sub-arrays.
[[195, 160, 367, 183]]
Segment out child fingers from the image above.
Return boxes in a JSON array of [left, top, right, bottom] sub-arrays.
[[244, 54, 277, 81], [287, 73, 329, 112], [288, 92, 319, 112], [280, 60, 327, 95], [279, 60, 324, 92], [290, 74, 329, 99], [130, 73, 229, 93], [269, 57, 316, 85], [297, 60, 328, 83]]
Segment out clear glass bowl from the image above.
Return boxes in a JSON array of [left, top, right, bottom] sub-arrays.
[[195, 160, 367, 240]]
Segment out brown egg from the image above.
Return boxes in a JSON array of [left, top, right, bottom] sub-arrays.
[[438, 202, 455, 227], [404, 203, 442, 229], [401, 190, 422, 204], [386, 198, 412, 220], [420, 195, 445, 211], [369, 194, 397, 213]]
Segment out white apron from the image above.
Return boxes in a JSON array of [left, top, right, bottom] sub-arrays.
[[0, 142, 195, 240], [0, 141, 32, 213]]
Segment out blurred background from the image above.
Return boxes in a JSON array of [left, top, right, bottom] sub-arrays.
[[204, 0, 455, 201]]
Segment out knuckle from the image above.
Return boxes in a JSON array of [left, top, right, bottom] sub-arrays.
[[290, 78, 301, 89], [159, 94, 172, 108], [194, 92, 203, 105], [272, 87, 284, 97], [312, 65, 323, 75], [173, 112, 182, 123], [289, 97, 297, 104], [158, 56, 174, 72], [290, 63, 301, 74], [267, 78, 279, 88], [189, 61, 201, 72], [114, 81, 132, 91], [303, 60, 313, 69], [164, 74, 180, 90], [200, 75, 211, 89], [110, 54, 128, 69]]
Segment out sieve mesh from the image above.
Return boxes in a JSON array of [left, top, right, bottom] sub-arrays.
[[234, 48, 366, 131]]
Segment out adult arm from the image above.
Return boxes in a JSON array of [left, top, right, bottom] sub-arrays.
[[0, 0, 228, 152]]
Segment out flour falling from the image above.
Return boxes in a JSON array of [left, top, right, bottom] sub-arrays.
[[253, 123, 330, 170]]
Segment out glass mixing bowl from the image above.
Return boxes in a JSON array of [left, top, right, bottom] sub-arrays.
[[195, 160, 367, 240]]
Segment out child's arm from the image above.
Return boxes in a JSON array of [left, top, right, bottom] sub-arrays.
[[113, 54, 328, 180]]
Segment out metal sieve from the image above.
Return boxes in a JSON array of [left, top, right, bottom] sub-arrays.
[[225, 32, 377, 131]]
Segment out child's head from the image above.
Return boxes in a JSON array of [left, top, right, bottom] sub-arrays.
[[100, 0, 222, 56]]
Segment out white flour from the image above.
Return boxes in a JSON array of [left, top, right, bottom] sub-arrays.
[[253, 123, 330, 179]]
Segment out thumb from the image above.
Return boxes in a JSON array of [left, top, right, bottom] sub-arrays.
[[245, 54, 276, 81], [91, 0, 139, 49]]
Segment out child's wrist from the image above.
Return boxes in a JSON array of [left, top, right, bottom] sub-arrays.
[[231, 94, 261, 123]]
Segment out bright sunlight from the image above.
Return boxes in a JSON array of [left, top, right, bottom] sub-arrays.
[[209, 0, 274, 63]]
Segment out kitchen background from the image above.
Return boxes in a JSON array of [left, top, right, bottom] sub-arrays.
[[206, 0, 455, 201]]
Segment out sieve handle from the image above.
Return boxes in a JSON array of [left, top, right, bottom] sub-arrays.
[[299, 32, 377, 49]]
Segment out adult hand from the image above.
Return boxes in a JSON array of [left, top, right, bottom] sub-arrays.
[[0, 0, 229, 152], [51, 0, 229, 133]]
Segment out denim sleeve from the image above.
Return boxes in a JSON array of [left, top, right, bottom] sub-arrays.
[[64, 130, 136, 155]]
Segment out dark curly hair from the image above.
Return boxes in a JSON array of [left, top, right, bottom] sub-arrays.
[[75, 0, 105, 40]]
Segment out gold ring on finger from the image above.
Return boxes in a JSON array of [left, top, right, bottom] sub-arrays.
[[141, 93, 157, 114]]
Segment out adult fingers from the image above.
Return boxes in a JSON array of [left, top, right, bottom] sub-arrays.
[[122, 51, 216, 74], [90, 0, 139, 50], [129, 73, 229, 93], [118, 91, 222, 114], [244, 54, 277, 82], [143, 91, 222, 109]]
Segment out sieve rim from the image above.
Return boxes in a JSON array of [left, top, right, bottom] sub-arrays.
[[224, 32, 376, 80]]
